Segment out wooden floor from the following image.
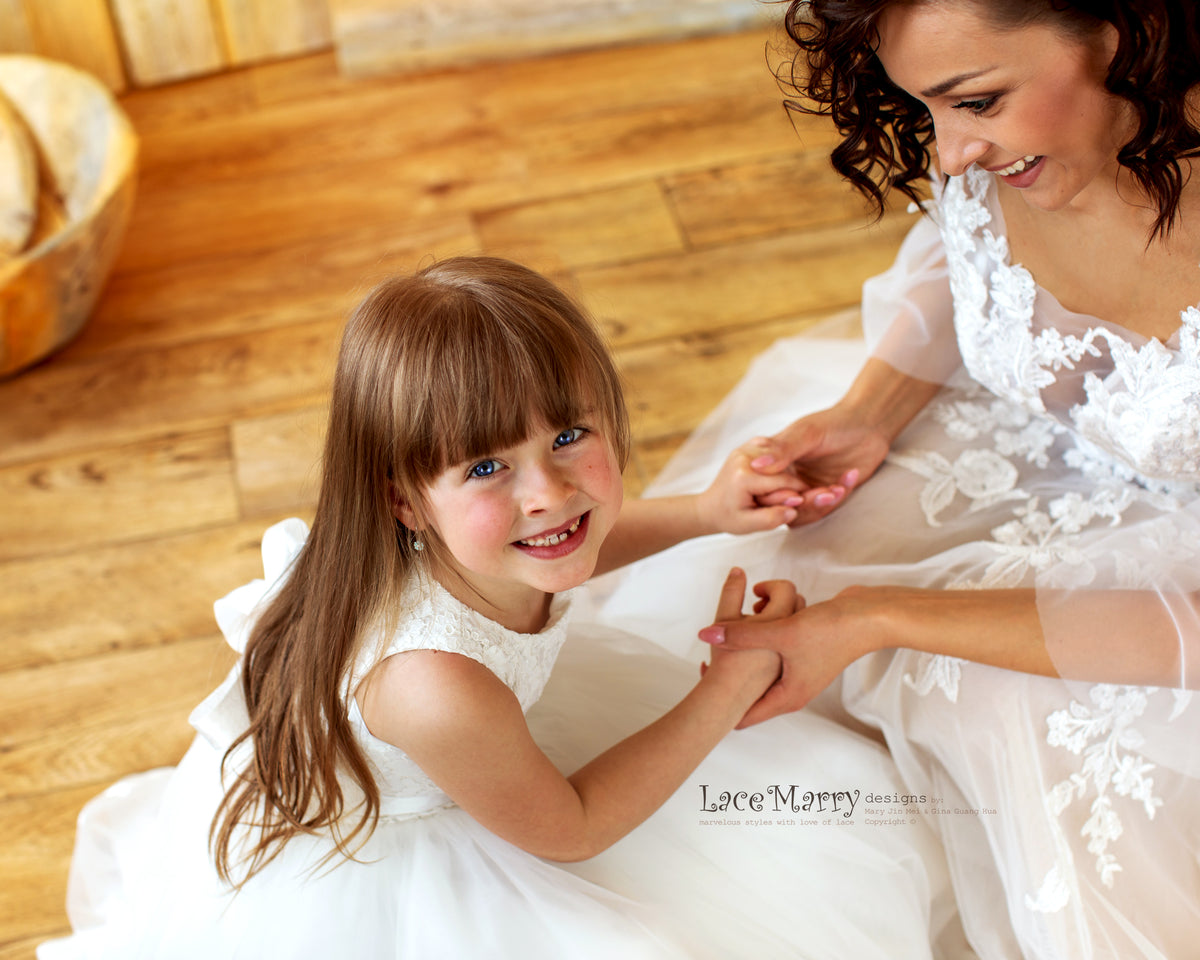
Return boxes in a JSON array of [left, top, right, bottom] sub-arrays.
[[0, 26, 914, 956]]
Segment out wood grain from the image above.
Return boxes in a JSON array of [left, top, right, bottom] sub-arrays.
[[109, 0, 227, 87], [216, 0, 332, 65], [18, 0, 126, 91]]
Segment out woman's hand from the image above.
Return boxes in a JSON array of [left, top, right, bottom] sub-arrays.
[[746, 405, 890, 526], [699, 586, 882, 726], [750, 357, 943, 525]]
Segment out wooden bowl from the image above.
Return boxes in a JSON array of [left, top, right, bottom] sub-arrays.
[[0, 55, 137, 378]]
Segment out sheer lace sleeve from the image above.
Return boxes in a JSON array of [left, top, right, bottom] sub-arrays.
[[861, 206, 962, 385]]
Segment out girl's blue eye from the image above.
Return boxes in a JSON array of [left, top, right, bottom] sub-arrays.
[[554, 427, 586, 448], [468, 460, 498, 479]]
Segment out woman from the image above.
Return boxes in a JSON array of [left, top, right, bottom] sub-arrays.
[[598, 1, 1200, 957]]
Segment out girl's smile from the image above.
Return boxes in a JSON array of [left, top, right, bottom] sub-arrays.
[[513, 512, 589, 555]]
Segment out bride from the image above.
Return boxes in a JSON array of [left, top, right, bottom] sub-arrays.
[[600, 1, 1200, 957]]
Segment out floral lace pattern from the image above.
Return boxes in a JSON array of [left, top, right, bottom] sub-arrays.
[[941, 168, 1200, 484], [889, 170, 1200, 900]]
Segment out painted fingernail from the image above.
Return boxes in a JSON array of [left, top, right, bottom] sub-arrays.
[[813, 491, 837, 507], [699, 626, 726, 645], [841, 468, 860, 487], [751, 455, 775, 469]]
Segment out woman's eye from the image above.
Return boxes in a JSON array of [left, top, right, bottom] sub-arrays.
[[468, 460, 499, 479], [554, 427, 587, 448], [952, 95, 998, 116]]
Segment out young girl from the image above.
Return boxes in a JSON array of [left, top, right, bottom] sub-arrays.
[[40, 257, 953, 959]]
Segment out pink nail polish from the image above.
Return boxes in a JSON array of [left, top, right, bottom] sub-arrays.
[[813, 492, 836, 507], [699, 626, 726, 645], [842, 468, 860, 487], [751, 456, 775, 469]]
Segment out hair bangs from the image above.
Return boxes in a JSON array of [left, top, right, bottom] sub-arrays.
[[416, 297, 612, 474]]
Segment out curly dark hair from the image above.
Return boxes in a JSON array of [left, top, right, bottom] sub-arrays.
[[780, 0, 1200, 237]]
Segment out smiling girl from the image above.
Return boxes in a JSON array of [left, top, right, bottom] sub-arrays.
[[40, 257, 952, 959]]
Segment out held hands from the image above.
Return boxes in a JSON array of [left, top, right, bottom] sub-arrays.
[[699, 585, 879, 727], [743, 405, 891, 526], [695, 441, 807, 534], [700, 568, 793, 699]]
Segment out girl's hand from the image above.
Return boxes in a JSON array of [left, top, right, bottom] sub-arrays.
[[695, 442, 806, 534], [700, 568, 792, 696]]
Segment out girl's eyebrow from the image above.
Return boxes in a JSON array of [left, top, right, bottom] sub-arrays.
[[921, 68, 997, 99]]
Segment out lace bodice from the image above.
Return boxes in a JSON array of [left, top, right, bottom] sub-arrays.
[[346, 574, 572, 814], [939, 168, 1200, 483]]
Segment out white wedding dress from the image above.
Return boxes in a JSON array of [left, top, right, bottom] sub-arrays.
[[41, 519, 965, 959], [595, 167, 1200, 959]]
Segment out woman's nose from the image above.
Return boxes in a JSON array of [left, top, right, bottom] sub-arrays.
[[934, 123, 990, 177]]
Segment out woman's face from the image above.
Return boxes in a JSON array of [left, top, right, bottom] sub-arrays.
[[875, 1, 1128, 212]]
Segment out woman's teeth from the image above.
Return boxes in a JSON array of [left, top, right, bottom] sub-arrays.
[[518, 516, 581, 547], [997, 155, 1040, 176]]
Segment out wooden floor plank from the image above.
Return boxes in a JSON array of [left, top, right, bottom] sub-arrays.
[[79, 215, 480, 360], [0, 517, 294, 672], [0, 431, 239, 563], [581, 213, 914, 348], [232, 406, 327, 517], [0, 635, 234, 760], [0, 321, 339, 468], [475, 180, 685, 272]]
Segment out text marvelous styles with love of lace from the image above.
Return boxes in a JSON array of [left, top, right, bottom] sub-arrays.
[[699, 784, 863, 818]]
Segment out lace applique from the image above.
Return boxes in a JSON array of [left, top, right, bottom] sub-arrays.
[[903, 651, 966, 702], [941, 169, 1200, 483], [1044, 686, 1166, 888]]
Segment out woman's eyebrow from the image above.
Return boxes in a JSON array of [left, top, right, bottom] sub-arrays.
[[921, 68, 996, 99]]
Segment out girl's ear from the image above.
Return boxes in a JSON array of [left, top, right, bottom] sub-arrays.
[[390, 488, 418, 530]]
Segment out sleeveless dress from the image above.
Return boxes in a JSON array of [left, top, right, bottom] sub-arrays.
[[41, 519, 964, 959], [593, 168, 1200, 959]]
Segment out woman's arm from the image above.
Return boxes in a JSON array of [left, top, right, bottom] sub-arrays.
[[702, 584, 1196, 726], [357, 571, 790, 861]]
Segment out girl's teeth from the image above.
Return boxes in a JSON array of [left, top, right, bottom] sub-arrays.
[[998, 155, 1039, 176], [519, 516, 581, 547]]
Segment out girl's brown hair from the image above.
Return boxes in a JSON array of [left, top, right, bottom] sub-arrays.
[[211, 257, 629, 884], [779, 0, 1200, 238]]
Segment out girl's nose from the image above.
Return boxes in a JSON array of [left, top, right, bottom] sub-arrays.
[[521, 463, 575, 515], [934, 123, 990, 177]]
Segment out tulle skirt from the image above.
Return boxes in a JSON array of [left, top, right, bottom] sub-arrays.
[[41, 598, 965, 959]]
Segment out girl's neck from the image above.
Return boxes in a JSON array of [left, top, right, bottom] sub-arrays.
[[429, 561, 554, 634]]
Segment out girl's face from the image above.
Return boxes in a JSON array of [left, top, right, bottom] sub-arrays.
[[875, 1, 1127, 212], [409, 418, 623, 631]]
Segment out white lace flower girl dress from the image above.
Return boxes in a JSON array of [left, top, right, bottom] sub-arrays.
[[40, 518, 965, 959], [596, 168, 1200, 959]]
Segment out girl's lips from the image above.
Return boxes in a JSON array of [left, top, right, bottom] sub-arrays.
[[512, 512, 589, 559]]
